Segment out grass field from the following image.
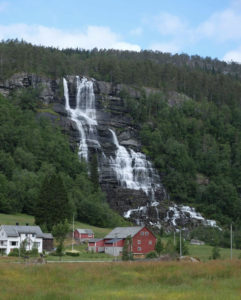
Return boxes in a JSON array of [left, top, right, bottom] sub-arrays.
[[0, 260, 241, 299]]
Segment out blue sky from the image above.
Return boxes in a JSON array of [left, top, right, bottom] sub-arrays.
[[1, 0, 241, 62]]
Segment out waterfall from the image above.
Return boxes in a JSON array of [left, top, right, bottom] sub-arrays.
[[63, 76, 99, 161], [63, 76, 165, 226], [109, 129, 160, 197]]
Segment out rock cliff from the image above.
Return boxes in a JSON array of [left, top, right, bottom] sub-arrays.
[[0, 73, 219, 231]]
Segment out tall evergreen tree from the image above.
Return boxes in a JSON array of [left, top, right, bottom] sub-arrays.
[[34, 173, 71, 231], [90, 153, 99, 191]]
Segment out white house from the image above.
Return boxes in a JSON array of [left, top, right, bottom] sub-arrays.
[[0, 225, 44, 255]]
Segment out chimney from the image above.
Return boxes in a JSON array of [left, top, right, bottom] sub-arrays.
[[16, 222, 19, 226]]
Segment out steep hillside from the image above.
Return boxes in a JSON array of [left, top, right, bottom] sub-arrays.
[[0, 41, 241, 230]]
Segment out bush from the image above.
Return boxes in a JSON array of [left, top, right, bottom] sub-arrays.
[[8, 248, 19, 257], [164, 238, 177, 256], [28, 248, 38, 257], [65, 251, 80, 256], [146, 251, 158, 259], [211, 246, 221, 260]]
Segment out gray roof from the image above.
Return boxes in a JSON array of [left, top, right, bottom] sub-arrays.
[[88, 238, 103, 243], [42, 233, 53, 239], [1, 225, 44, 238], [76, 228, 94, 234], [105, 226, 144, 239]]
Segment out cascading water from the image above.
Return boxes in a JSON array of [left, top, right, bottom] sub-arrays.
[[63, 76, 164, 226], [63, 76, 99, 161], [109, 129, 160, 196], [62, 75, 217, 230]]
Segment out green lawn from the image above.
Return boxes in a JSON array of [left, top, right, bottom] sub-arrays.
[[189, 243, 241, 261]]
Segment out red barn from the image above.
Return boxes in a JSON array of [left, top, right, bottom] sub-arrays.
[[74, 229, 94, 241], [104, 226, 156, 257], [88, 238, 104, 253]]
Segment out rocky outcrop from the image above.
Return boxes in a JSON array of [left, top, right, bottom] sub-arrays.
[[0, 72, 61, 104]]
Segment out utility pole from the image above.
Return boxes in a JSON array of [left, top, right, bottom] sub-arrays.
[[179, 229, 182, 258], [230, 223, 233, 260], [72, 213, 75, 252]]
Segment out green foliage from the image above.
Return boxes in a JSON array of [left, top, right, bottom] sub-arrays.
[[164, 238, 177, 256], [155, 237, 164, 256], [65, 251, 80, 256], [1, 40, 241, 228], [145, 251, 158, 259], [191, 226, 222, 247], [90, 153, 99, 191], [8, 248, 19, 257], [0, 92, 124, 228], [122, 236, 133, 261], [211, 246, 221, 260], [176, 237, 189, 256], [127, 94, 241, 226], [52, 220, 70, 257], [34, 173, 71, 231]]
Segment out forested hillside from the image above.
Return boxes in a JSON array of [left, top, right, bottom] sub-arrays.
[[0, 40, 241, 227], [0, 89, 125, 228]]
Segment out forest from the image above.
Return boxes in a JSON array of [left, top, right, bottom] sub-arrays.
[[0, 88, 125, 228], [0, 39, 241, 228]]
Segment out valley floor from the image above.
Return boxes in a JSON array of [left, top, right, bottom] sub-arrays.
[[0, 260, 241, 299]]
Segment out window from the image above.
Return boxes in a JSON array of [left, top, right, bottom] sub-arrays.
[[148, 240, 152, 245], [140, 231, 144, 236], [145, 232, 149, 236], [33, 242, 40, 248], [137, 247, 142, 251], [88, 234, 92, 237], [11, 241, 18, 246], [137, 240, 141, 245]]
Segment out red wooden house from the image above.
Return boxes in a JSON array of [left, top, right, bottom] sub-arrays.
[[74, 229, 94, 241], [103, 226, 156, 257], [88, 238, 104, 253]]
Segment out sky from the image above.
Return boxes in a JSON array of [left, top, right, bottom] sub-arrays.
[[1, 0, 241, 62]]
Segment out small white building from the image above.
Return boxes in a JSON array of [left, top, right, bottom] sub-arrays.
[[190, 239, 205, 245], [0, 225, 44, 255]]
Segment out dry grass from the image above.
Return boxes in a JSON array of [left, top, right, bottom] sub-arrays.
[[0, 260, 241, 299]]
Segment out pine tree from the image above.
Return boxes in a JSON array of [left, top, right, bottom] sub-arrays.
[[34, 173, 71, 231], [90, 153, 99, 191]]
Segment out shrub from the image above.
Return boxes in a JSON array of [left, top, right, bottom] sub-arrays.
[[146, 251, 157, 259], [8, 248, 19, 257], [212, 246, 221, 260], [65, 251, 80, 256]]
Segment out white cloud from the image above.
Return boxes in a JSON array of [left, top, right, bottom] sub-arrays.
[[0, 1, 8, 12], [153, 12, 187, 36], [223, 47, 241, 63], [149, 41, 179, 54], [0, 23, 141, 51], [130, 27, 143, 36], [197, 9, 241, 42]]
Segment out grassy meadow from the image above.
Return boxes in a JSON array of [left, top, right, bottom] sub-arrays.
[[0, 260, 241, 299]]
